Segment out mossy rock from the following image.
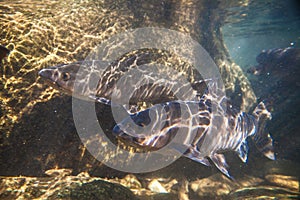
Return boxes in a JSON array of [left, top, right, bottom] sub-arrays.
[[70, 180, 139, 200]]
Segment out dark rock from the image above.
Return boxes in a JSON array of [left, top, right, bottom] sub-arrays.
[[70, 180, 139, 200], [247, 47, 300, 162]]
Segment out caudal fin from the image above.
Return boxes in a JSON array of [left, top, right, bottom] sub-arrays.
[[251, 101, 275, 160]]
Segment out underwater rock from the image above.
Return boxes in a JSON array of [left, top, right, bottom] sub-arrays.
[[189, 174, 264, 199], [1, 168, 298, 199], [263, 160, 300, 177], [190, 174, 236, 197], [70, 180, 138, 200], [119, 174, 142, 189], [45, 168, 73, 177], [247, 47, 300, 91], [265, 174, 299, 191], [247, 47, 300, 77], [228, 186, 300, 200], [148, 179, 168, 193], [248, 47, 300, 162], [189, 172, 299, 199], [0, 169, 138, 200], [146, 193, 178, 200]]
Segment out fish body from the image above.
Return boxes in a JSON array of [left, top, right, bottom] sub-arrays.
[[113, 87, 275, 178], [38, 50, 203, 110]]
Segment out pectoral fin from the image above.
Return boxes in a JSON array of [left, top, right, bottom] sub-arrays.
[[237, 140, 249, 163], [183, 146, 211, 166], [169, 143, 211, 166], [210, 153, 232, 179]]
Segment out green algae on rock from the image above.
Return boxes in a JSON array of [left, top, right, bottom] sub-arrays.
[[70, 180, 139, 200]]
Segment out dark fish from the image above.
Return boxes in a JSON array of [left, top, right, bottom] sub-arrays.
[[113, 84, 275, 178], [0, 45, 10, 61]]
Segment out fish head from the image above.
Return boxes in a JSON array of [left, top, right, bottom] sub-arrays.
[[113, 103, 180, 150], [38, 61, 107, 100], [38, 62, 81, 95]]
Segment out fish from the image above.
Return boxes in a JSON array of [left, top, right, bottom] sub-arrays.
[[38, 51, 275, 178], [38, 50, 204, 111], [0, 45, 10, 61], [113, 83, 275, 178]]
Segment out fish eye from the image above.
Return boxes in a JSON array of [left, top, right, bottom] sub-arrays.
[[62, 72, 70, 81]]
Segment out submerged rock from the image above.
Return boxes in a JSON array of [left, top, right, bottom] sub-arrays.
[[0, 169, 138, 200], [247, 47, 300, 78], [119, 174, 142, 189], [247, 47, 300, 162], [265, 174, 299, 191], [189, 174, 264, 198], [148, 179, 168, 193], [228, 186, 300, 200], [70, 180, 138, 200]]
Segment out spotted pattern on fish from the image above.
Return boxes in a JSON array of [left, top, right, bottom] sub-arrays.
[[113, 82, 275, 178], [38, 49, 206, 112], [38, 50, 275, 178]]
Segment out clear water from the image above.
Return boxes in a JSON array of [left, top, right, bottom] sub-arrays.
[[223, 0, 300, 68], [223, 0, 300, 164], [0, 0, 299, 199]]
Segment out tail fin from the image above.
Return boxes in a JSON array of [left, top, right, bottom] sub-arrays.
[[251, 101, 275, 160]]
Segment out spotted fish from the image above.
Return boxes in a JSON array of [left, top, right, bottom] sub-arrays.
[[38, 50, 204, 111], [38, 51, 275, 178], [113, 83, 275, 178]]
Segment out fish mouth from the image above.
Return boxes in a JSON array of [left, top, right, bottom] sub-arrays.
[[38, 68, 54, 78], [38, 69, 72, 95], [38, 69, 57, 86], [113, 125, 149, 148]]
